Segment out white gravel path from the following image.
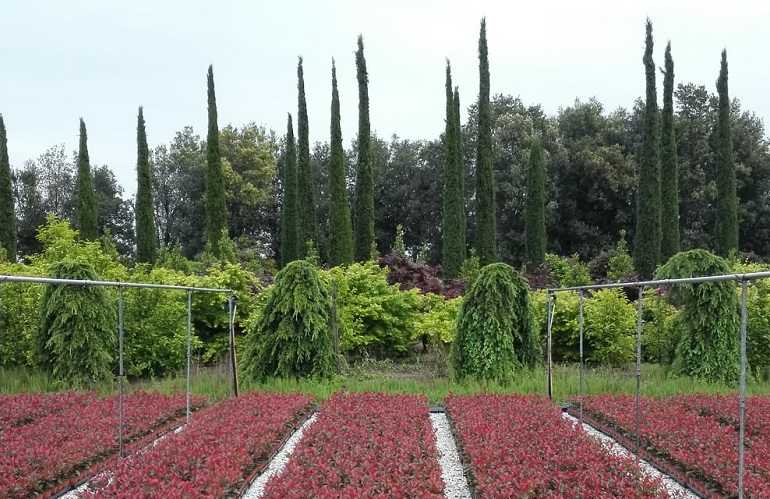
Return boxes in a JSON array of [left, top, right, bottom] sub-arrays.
[[430, 412, 472, 499], [562, 413, 697, 498], [240, 413, 317, 499]]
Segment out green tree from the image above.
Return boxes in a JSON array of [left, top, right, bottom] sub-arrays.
[[37, 260, 117, 385], [296, 57, 317, 256], [328, 60, 354, 266], [242, 260, 335, 379], [354, 35, 375, 262], [450, 263, 540, 382], [633, 19, 661, 279], [281, 114, 299, 266], [714, 49, 738, 257], [0, 114, 16, 259], [475, 18, 496, 266], [442, 62, 465, 279], [135, 106, 156, 264], [656, 249, 739, 383], [660, 41, 679, 262], [205, 65, 228, 257], [524, 136, 546, 266], [76, 118, 99, 241]]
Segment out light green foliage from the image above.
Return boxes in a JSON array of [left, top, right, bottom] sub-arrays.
[[641, 289, 680, 365], [459, 249, 481, 287], [413, 293, 461, 345], [545, 253, 591, 288], [607, 230, 634, 281], [732, 260, 770, 379], [37, 260, 117, 385], [242, 260, 334, 380], [531, 289, 580, 361], [583, 289, 637, 366], [656, 249, 740, 383], [327, 261, 420, 357], [450, 263, 540, 383], [0, 262, 45, 367]]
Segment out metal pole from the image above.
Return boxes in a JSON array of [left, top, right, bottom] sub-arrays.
[[186, 290, 192, 424], [546, 293, 553, 399], [0, 283, 3, 393], [738, 279, 748, 499], [635, 285, 644, 462], [228, 292, 237, 397], [578, 290, 584, 423], [118, 285, 125, 459], [331, 280, 341, 374]]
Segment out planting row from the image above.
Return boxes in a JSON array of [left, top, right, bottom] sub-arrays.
[[576, 394, 770, 497], [261, 392, 445, 498], [0, 391, 96, 430], [445, 393, 672, 497], [0, 391, 206, 498], [83, 392, 315, 498]]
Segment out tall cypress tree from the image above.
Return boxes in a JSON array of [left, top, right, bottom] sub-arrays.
[[328, 59, 354, 266], [296, 57, 317, 255], [714, 49, 738, 257], [660, 41, 680, 262], [524, 137, 546, 266], [0, 115, 16, 260], [442, 61, 465, 279], [205, 64, 228, 257], [135, 106, 156, 264], [353, 35, 375, 262], [475, 18, 496, 266], [633, 19, 661, 279], [76, 118, 99, 241], [281, 114, 299, 267], [454, 86, 464, 216]]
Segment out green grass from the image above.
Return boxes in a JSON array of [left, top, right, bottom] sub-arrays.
[[3, 360, 769, 406]]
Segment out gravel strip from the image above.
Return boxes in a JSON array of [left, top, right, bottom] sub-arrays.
[[430, 413, 472, 499], [240, 413, 318, 499], [562, 413, 697, 498]]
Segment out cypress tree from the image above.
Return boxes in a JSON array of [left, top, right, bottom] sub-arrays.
[[442, 61, 465, 278], [281, 114, 299, 267], [76, 118, 99, 241], [0, 114, 16, 260], [524, 137, 546, 266], [353, 35, 375, 262], [296, 57, 317, 256], [633, 19, 661, 279], [475, 18, 496, 266], [454, 87, 464, 221], [135, 106, 157, 264], [205, 64, 228, 257], [714, 49, 738, 257], [660, 41, 680, 262], [328, 59, 354, 266]]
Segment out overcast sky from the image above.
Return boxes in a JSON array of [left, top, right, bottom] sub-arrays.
[[3, 0, 769, 197]]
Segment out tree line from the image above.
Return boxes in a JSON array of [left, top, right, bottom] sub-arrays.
[[1, 19, 768, 276]]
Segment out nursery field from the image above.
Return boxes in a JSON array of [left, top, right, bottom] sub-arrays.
[[4, 389, 765, 498]]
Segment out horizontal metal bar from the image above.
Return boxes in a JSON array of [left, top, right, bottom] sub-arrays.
[[0, 274, 231, 294], [548, 271, 770, 293]]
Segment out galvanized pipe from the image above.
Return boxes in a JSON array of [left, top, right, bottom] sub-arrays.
[[635, 285, 644, 462], [186, 290, 192, 424], [578, 290, 584, 423], [548, 271, 770, 293], [738, 279, 748, 499], [118, 285, 125, 459], [0, 274, 230, 293], [546, 293, 553, 400]]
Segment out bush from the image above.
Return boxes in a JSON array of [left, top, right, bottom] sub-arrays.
[[37, 260, 117, 385], [583, 289, 637, 366], [0, 262, 45, 368], [732, 259, 770, 380], [656, 249, 740, 383], [450, 263, 540, 382], [413, 293, 461, 348], [641, 289, 680, 365], [241, 260, 335, 380], [531, 289, 580, 362], [545, 253, 592, 288]]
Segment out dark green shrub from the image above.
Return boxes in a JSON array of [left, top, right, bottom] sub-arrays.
[[37, 260, 117, 385], [656, 249, 740, 383], [450, 263, 540, 382], [242, 260, 334, 380]]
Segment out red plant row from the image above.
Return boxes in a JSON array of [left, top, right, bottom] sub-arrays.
[[84, 392, 315, 498], [445, 393, 670, 498], [0, 391, 96, 430], [0, 390, 206, 498], [262, 392, 445, 498], [672, 393, 770, 437], [577, 394, 770, 498]]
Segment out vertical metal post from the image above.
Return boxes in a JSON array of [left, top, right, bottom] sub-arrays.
[[578, 290, 584, 423], [546, 293, 553, 399], [118, 285, 125, 459], [0, 283, 3, 393], [635, 285, 644, 462], [331, 281, 341, 374], [738, 279, 748, 499], [228, 292, 237, 397], [186, 290, 192, 424]]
